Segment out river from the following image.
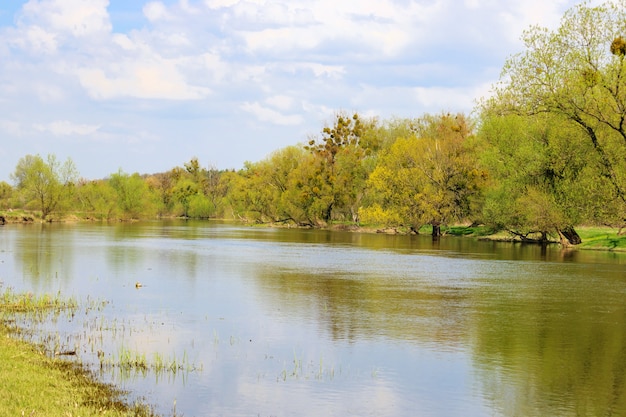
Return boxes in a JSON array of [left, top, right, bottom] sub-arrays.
[[1, 221, 625, 416]]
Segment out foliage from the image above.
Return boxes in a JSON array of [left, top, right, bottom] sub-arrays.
[[0, 181, 12, 209], [10, 154, 78, 219], [75, 179, 117, 220], [363, 114, 485, 235], [108, 170, 158, 220], [477, 113, 599, 242], [493, 0, 626, 215], [304, 112, 378, 223]]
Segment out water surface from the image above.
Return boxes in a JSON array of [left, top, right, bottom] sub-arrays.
[[1, 221, 625, 416]]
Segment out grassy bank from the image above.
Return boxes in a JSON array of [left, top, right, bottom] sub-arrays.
[[575, 227, 626, 251], [0, 290, 158, 417]]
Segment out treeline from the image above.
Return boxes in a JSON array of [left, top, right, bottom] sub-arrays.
[[2, 1, 626, 245]]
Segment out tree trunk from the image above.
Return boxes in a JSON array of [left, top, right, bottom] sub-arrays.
[[322, 202, 333, 222], [431, 222, 441, 238], [558, 226, 582, 246]]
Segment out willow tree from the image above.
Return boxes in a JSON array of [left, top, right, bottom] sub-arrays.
[[362, 114, 484, 236], [477, 112, 605, 244], [11, 154, 78, 219], [493, 0, 626, 230], [108, 170, 157, 219]]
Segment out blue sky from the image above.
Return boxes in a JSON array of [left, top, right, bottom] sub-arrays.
[[0, 0, 594, 181]]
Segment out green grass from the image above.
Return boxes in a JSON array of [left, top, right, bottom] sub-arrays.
[[0, 289, 160, 417], [445, 225, 499, 237], [0, 208, 38, 222], [0, 288, 78, 314], [0, 325, 158, 416], [576, 226, 626, 251]]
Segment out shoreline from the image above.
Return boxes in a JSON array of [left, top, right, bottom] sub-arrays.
[[0, 322, 159, 416], [2, 212, 626, 252]]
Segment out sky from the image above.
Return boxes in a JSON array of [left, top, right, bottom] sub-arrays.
[[0, 0, 596, 182]]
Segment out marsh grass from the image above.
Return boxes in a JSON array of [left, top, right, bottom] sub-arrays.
[[0, 287, 78, 314], [99, 347, 202, 379], [276, 349, 337, 382], [0, 324, 158, 416], [0, 284, 200, 416]]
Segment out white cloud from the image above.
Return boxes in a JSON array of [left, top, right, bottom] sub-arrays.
[[412, 82, 493, 112], [23, 25, 57, 53], [34, 120, 100, 136], [204, 0, 239, 9], [77, 61, 212, 100], [143, 1, 169, 22], [112, 33, 135, 51], [0, 120, 25, 136], [241, 102, 304, 126], [265, 95, 295, 111], [20, 0, 111, 37]]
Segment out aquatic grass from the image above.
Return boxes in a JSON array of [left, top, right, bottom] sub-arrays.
[[0, 287, 78, 314], [100, 348, 202, 377], [118, 346, 149, 372], [0, 323, 159, 417], [276, 349, 339, 382], [0, 287, 200, 415]]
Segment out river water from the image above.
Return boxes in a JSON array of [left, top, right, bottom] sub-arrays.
[[1, 221, 626, 416]]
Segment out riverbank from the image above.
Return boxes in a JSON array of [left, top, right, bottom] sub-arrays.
[[0, 299, 158, 416], [3, 209, 626, 252], [328, 223, 626, 252]]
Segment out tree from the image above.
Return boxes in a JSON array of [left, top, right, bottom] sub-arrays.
[[304, 112, 377, 223], [281, 149, 333, 226], [0, 181, 12, 209], [226, 161, 281, 223], [493, 0, 626, 221], [477, 112, 602, 244], [75, 179, 117, 220], [172, 178, 199, 218], [361, 137, 425, 231], [362, 114, 484, 236], [108, 170, 156, 219], [11, 154, 78, 219]]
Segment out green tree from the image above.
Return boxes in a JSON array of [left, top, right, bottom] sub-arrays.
[[477, 112, 603, 244], [281, 149, 333, 226], [0, 181, 12, 209], [304, 112, 377, 223], [226, 161, 278, 223], [360, 137, 424, 231], [11, 154, 78, 219], [172, 178, 199, 218], [75, 179, 117, 220], [188, 193, 214, 218], [493, 0, 626, 222], [108, 170, 156, 219], [202, 165, 224, 216], [362, 114, 484, 236]]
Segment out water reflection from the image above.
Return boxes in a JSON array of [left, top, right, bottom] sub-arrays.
[[472, 267, 626, 416], [2, 221, 626, 416], [252, 265, 471, 348]]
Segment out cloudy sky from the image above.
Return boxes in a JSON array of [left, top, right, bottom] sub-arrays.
[[0, 0, 595, 181]]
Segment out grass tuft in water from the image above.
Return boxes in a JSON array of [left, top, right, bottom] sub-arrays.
[[0, 287, 78, 314]]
